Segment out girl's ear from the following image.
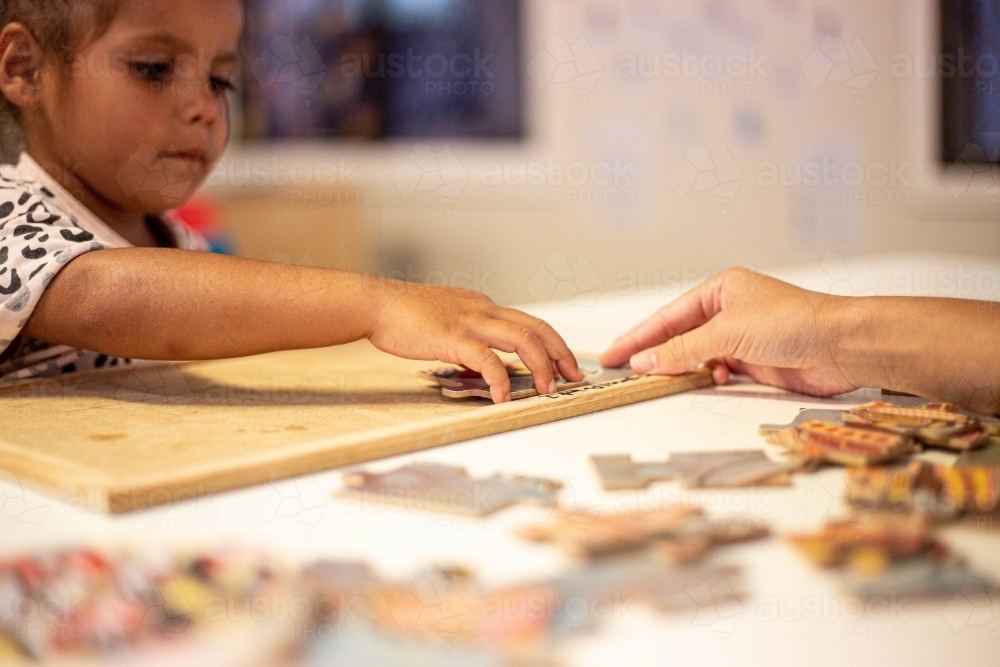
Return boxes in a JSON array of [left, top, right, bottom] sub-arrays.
[[0, 23, 46, 110]]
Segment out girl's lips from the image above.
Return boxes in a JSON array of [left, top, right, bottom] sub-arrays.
[[160, 151, 206, 164]]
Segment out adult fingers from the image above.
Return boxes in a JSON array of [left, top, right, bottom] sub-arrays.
[[599, 275, 727, 368], [628, 317, 735, 376], [456, 342, 512, 403], [495, 307, 583, 381], [477, 318, 558, 396]]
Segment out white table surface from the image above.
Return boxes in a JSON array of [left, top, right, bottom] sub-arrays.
[[3, 250, 1000, 666]]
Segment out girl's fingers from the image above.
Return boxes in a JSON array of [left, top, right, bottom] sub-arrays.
[[476, 318, 558, 396], [496, 307, 582, 381], [456, 342, 512, 403]]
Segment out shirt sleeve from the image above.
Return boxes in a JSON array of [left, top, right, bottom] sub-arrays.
[[0, 187, 118, 354]]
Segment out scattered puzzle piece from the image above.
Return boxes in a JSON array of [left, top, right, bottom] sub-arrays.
[[761, 419, 915, 467], [549, 557, 746, 619], [516, 506, 768, 560], [845, 460, 1000, 515], [517, 506, 701, 558], [301, 563, 556, 664], [786, 513, 998, 599], [846, 556, 997, 599], [786, 513, 936, 574], [420, 357, 631, 400], [590, 453, 676, 489], [339, 463, 562, 516], [590, 450, 791, 489], [958, 441, 1000, 468], [844, 401, 988, 449]]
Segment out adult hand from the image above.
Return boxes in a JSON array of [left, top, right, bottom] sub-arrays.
[[599, 268, 860, 396]]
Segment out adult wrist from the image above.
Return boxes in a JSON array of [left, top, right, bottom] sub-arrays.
[[826, 295, 886, 391]]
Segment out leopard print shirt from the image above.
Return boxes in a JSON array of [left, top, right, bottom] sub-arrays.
[[0, 153, 208, 382]]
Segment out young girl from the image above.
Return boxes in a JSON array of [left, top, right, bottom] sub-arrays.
[[0, 0, 581, 403]]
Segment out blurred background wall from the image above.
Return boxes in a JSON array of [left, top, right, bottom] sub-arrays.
[[201, 0, 1000, 307]]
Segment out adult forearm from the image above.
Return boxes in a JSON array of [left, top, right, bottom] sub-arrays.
[[22, 248, 383, 360], [837, 296, 1000, 413]]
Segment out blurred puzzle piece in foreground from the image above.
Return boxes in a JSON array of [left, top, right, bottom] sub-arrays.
[[590, 450, 792, 489], [339, 462, 561, 516], [516, 505, 769, 561]]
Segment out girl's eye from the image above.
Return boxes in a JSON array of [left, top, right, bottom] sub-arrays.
[[131, 61, 172, 80], [209, 77, 236, 95]]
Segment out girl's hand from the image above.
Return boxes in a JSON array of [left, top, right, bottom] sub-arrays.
[[369, 280, 582, 403], [599, 268, 859, 396]]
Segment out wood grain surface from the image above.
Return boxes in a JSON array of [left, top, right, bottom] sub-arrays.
[[0, 341, 712, 513]]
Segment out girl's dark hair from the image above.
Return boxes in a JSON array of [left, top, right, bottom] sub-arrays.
[[0, 0, 122, 159]]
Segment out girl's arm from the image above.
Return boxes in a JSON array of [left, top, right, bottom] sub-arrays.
[[22, 247, 582, 403]]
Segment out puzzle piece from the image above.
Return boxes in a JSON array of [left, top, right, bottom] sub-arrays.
[[302, 564, 555, 662], [549, 557, 745, 619], [786, 512, 999, 599], [516, 506, 768, 560], [845, 460, 1000, 515], [301, 558, 743, 654], [339, 463, 562, 516], [589, 450, 791, 489], [843, 401, 988, 449], [420, 357, 631, 399], [786, 513, 936, 574], [957, 441, 1000, 468], [366, 566, 479, 640], [846, 555, 997, 599], [761, 419, 915, 467]]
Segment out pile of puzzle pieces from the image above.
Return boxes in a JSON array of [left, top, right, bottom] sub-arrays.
[[336, 460, 768, 639], [759, 401, 1000, 468], [756, 400, 1000, 598]]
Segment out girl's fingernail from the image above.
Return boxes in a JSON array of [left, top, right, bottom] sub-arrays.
[[547, 380, 557, 394], [630, 351, 656, 373]]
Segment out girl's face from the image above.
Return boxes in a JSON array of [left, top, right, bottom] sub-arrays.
[[38, 0, 242, 214]]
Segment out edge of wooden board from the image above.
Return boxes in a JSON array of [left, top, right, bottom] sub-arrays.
[[4, 369, 713, 513]]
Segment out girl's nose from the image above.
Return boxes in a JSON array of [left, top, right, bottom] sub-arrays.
[[178, 78, 221, 126]]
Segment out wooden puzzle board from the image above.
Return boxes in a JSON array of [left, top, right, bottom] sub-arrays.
[[0, 341, 711, 513]]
